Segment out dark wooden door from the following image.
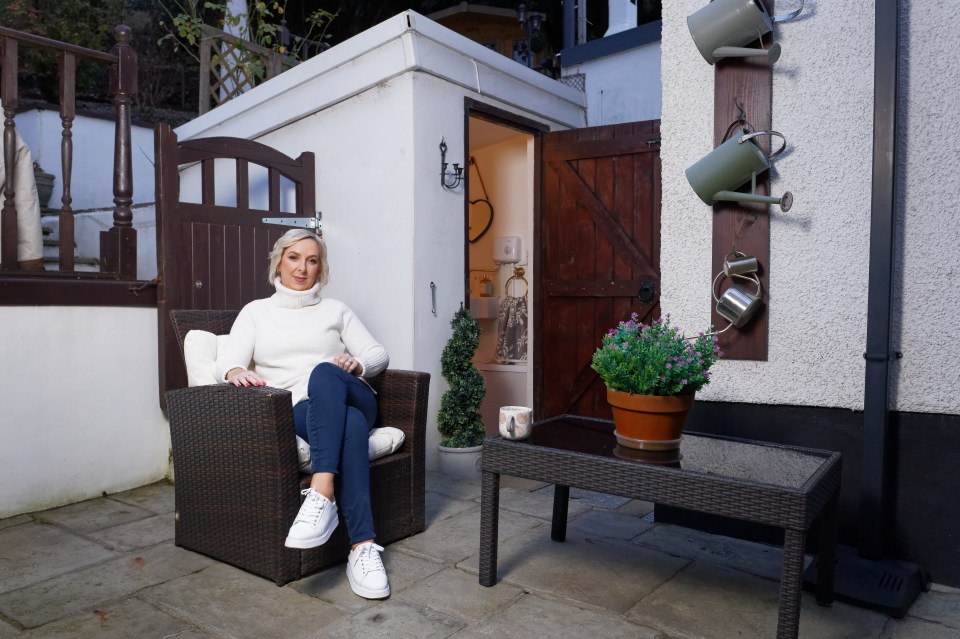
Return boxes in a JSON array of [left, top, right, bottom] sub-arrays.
[[155, 123, 316, 403], [536, 120, 661, 420]]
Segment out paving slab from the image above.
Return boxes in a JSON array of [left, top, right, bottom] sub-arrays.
[[453, 592, 663, 639], [461, 531, 689, 615], [425, 472, 481, 501], [497, 486, 591, 521], [394, 508, 545, 565], [634, 522, 786, 581], [31, 498, 152, 535], [910, 585, 960, 629], [628, 559, 888, 639], [20, 597, 210, 639], [397, 567, 524, 622], [310, 598, 465, 639], [425, 491, 478, 527], [0, 516, 31, 533], [0, 523, 118, 594], [540, 486, 632, 510], [0, 619, 19, 638], [498, 476, 549, 492], [142, 562, 343, 639], [0, 542, 214, 628], [881, 617, 960, 639], [107, 481, 176, 515], [85, 513, 175, 552], [615, 499, 655, 518], [291, 547, 447, 613], [567, 509, 653, 542]]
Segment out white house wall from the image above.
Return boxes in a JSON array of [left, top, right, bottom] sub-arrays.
[[660, 1, 959, 415], [565, 40, 662, 126], [0, 307, 169, 518]]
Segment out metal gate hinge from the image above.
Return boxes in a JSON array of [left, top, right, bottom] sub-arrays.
[[262, 210, 322, 232]]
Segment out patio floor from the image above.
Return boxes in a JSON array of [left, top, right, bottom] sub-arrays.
[[0, 471, 957, 638]]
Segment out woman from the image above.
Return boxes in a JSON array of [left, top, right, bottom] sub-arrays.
[[215, 229, 390, 599]]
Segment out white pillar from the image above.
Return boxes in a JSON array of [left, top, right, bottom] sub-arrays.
[[605, 0, 638, 37]]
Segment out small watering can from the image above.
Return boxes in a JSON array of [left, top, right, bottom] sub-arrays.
[[685, 129, 793, 212], [712, 254, 763, 329], [687, 0, 804, 65]]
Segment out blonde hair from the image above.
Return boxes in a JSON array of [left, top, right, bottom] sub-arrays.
[[267, 229, 329, 288]]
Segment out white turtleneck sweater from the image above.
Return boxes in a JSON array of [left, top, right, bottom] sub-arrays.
[[215, 279, 389, 405]]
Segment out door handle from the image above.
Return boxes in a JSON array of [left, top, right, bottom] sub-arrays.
[[638, 280, 656, 304]]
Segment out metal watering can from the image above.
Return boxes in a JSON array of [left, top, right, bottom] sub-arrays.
[[713, 252, 763, 330], [687, 0, 804, 65], [685, 128, 793, 212]]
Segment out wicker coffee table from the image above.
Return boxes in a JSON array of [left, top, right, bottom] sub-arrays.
[[479, 415, 841, 639]]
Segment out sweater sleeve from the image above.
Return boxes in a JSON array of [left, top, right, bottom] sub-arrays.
[[214, 305, 256, 382], [340, 305, 389, 378]]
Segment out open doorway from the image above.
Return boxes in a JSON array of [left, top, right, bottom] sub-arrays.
[[465, 111, 537, 436]]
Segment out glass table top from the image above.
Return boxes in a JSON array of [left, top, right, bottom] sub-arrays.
[[514, 415, 835, 490]]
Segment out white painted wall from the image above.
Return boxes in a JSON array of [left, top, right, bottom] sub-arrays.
[[660, 0, 960, 415], [565, 40, 662, 126], [0, 307, 169, 518]]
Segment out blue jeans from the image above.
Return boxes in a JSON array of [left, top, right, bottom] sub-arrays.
[[293, 363, 378, 544]]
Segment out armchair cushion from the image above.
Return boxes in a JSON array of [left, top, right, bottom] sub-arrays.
[[295, 427, 405, 472], [183, 330, 228, 386]]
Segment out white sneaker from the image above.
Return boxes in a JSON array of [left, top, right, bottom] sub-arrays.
[[284, 488, 338, 549], [346, 542, 390, 599]]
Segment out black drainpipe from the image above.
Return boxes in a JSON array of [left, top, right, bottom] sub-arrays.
[[806, 0, 927, 617], [860, 0, 902, 560]]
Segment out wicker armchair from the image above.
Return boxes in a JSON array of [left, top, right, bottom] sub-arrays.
[[165, 309, 429, 586]]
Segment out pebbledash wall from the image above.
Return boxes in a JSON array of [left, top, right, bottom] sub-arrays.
[[659, 1, 960, 584]]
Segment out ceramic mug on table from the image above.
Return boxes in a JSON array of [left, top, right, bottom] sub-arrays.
[[499, 406, 533, 440]]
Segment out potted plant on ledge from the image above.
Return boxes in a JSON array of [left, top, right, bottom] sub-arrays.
[[591, 314, 722, 451], [436, 305, 486, 477]]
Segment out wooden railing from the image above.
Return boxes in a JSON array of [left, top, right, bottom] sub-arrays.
[[198, 25, 296, 115], [0, 24, 138, 281]]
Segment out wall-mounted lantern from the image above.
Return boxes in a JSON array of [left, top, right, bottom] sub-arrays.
[[685, 129, 793, 212], [439, 138, 464, 190], [687, 0, 804, 65]]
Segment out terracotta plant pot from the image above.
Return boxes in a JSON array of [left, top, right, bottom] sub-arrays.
[[607, 388, 694, 451]]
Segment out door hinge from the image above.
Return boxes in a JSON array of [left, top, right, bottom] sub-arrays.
[[262, 210, 322, 233]]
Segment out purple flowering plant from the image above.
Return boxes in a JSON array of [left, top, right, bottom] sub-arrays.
[[591, 314, 722, 396]]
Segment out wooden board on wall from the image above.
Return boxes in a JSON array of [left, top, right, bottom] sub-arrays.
[[711, 0, 775, 361]]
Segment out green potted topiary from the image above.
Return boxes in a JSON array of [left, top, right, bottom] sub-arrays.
[[436, 304, 486, 477]]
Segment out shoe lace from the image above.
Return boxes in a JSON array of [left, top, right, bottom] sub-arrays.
[[355, 543, 385, 575], [294, 488, 325, 525]]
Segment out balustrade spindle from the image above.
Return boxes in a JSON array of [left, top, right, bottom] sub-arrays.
[[1, 37, 19, 270], [59, 51, 76, 271]]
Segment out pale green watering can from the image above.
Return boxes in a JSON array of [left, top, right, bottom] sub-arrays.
[[687, 0, 804, 65], [685, 128, 793, 212]]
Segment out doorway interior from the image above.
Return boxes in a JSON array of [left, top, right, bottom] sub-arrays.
[[465, 114, 535, 435]]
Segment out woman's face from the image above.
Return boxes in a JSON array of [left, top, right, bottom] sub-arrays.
[[278, 238, 322, 291]]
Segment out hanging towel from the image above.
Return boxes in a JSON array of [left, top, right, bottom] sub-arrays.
[[496, 295, 528, 362]]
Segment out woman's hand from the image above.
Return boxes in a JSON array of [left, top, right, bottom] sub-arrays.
[[333, 354, 361, 376], [226, 367, 266, 387]]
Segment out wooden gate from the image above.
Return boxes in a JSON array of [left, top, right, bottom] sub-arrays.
[[155, 123, 317, 403], [536, 120, 661, 419]]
